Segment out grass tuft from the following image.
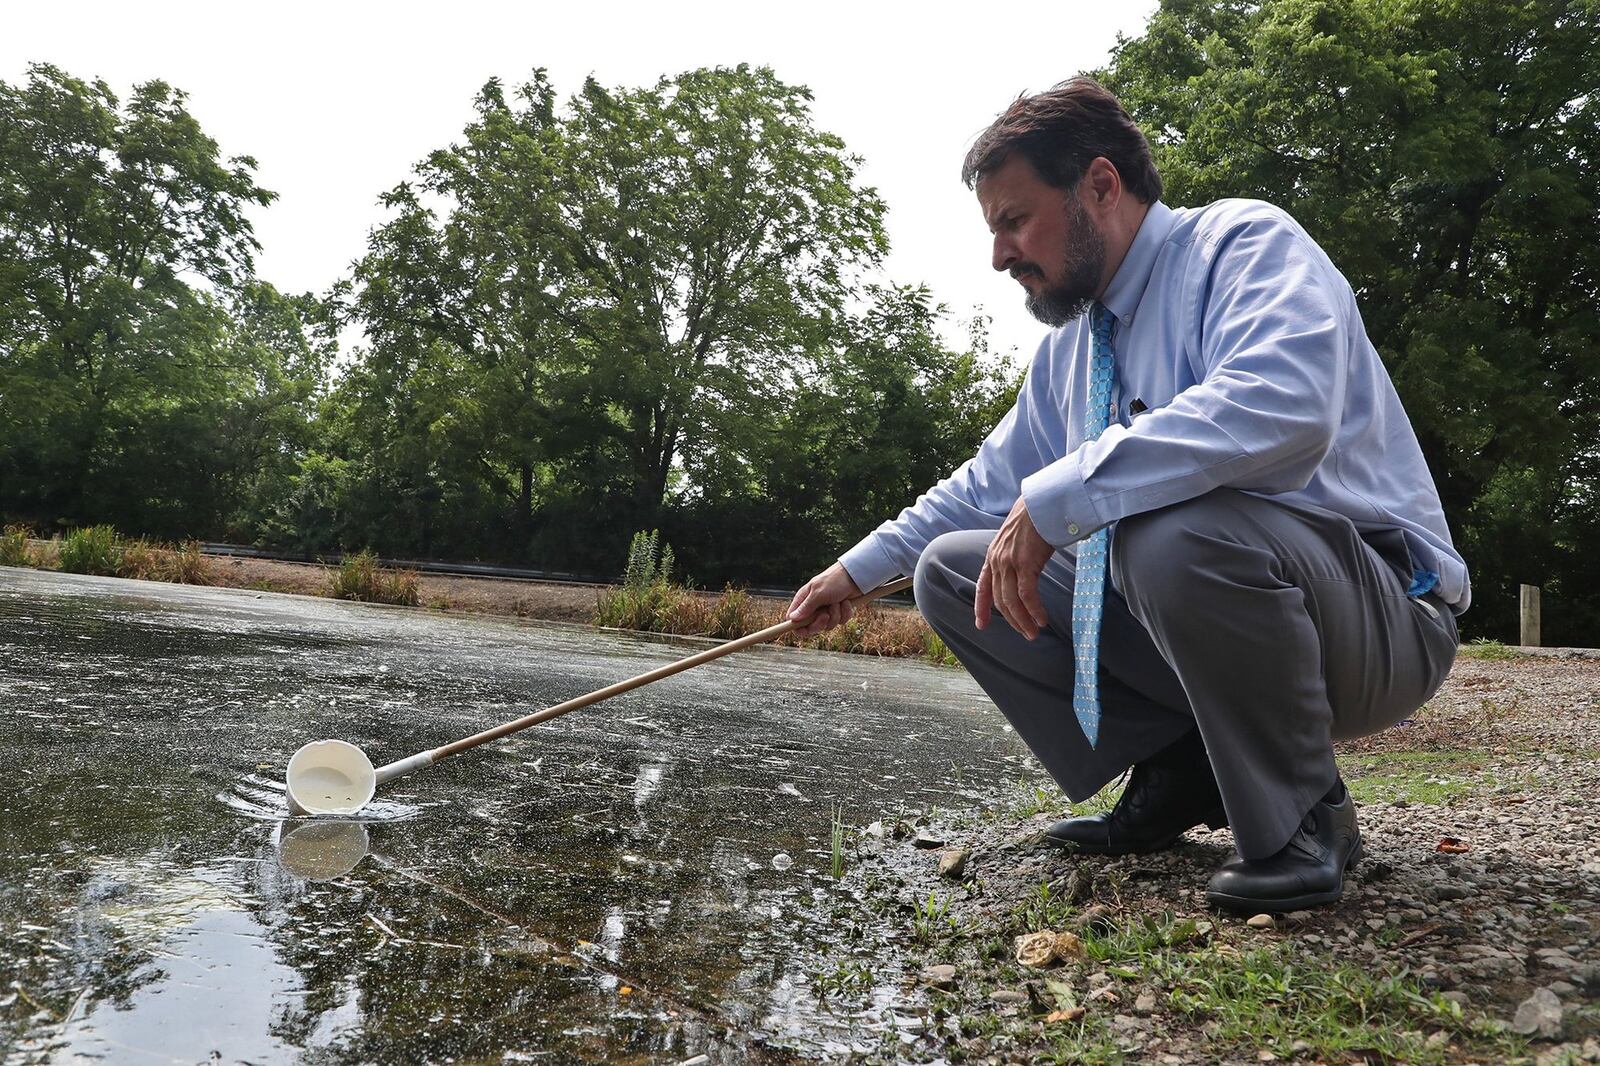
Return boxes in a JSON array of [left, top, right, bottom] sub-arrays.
[[328, 550, 420, 606], [1457, 638, 1523, 661], [0, 524, 33, 567], [57, 525, 122, 575]]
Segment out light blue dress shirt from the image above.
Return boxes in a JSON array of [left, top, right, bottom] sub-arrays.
[[839, 199, 1470, 613]]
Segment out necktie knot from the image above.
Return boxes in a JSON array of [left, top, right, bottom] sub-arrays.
[[1090, 301, 1114, 347]]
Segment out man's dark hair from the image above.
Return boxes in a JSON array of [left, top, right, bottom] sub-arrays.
[[961, 76, 1163, 203]]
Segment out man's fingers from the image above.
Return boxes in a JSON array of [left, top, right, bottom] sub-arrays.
[[1018, 574, 1049, 630], [974, 563, 993, 629]]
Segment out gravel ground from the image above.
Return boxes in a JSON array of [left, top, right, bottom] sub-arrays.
[[841, 651, 1600, 1064]]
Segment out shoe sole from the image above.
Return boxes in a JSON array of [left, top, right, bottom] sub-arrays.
[[1204, 839, 1364, 914]]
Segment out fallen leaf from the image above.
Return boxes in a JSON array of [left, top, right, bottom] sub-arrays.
[[1435, 837, 1470, 854], [618, 986, 633, 996], [1045, 1007, 1086, 1023]]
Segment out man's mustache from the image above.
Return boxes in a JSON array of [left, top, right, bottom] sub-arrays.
[[1010, 263, 1045, 281]]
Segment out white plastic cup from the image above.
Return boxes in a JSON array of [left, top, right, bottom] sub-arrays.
[[285, 739, 376, 816]]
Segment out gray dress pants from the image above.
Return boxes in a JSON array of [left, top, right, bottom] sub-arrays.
[[912, 489, 1459, 860]]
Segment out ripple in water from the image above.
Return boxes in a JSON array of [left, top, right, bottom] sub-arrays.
[[218, 773, 425, 823]]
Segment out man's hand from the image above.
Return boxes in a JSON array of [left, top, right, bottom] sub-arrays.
[[786, 562, 864, 637], [976, 497, 1056, 640]]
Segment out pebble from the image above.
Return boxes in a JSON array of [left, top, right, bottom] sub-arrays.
[[913, 831, 946, 849], [1247, 913, 1275, 929], [923, 963, 957, 989], [1512, 987, 1563, 1039], [1134, 990, 1157, 1014], [938, 848, 969, 880], [989, 989, 1027, 1005]]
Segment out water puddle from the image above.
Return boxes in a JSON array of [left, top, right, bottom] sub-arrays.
[[0, 568, 1038, 1063]]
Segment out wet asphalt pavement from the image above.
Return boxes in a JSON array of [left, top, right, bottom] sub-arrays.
[[0, 568, 1035, 1064]]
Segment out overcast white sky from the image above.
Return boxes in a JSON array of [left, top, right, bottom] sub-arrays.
[[4, 0, 1157, 362]]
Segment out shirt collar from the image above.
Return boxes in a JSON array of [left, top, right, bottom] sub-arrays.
[[1100, 200, 1175, 326]]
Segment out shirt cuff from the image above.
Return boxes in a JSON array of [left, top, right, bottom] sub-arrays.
[[838, 535, 904, 594], [1020, 452, 1104, 546]]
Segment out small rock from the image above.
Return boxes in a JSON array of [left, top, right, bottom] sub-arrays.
[[1579, 1037, 1599, 1062], [1425, 1030, 1450, 1051], [1550, 980, 1577, 996], [913, 830, 945, 849], [1134, 990, 1157, 1014], [923, 963, 957, 989], [1283, 910, 1314, 925], [1247, 913, 1275, 930], [863, 820, 887, 839], [1290, 1040, 1312, 1055], [989, 989, 1028, 1005], [1441, 990, 1470, 1008], [938, 848, 969, 880], [1512, 987, 1563, 1039]]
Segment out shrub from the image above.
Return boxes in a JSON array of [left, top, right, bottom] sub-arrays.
[[0, 525, 32, 567], [164, 540, 215, 585], [596, 530, 684, 630], [58, 525, 122, 576], [328, 550, 420, 606], [118, 538, 163, 580]]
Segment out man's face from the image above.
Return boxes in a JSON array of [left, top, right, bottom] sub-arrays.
[[977, 154, 1107, 327]]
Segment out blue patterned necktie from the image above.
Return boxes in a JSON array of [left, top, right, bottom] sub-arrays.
[[1071, 302, 1117, 748]]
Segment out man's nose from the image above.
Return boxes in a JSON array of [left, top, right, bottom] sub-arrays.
[[992, 235, 1018, 273]]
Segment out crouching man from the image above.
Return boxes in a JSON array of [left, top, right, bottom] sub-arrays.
[[788, 77, 1467, 912]]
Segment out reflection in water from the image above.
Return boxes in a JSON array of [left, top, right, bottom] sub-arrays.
[[0, 568, 1042, 1063], [275, 820, 371, 880]]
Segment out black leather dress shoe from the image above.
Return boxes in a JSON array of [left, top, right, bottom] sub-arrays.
[[1045, 730, 1228, 854], [1205, 780, 1361, 912]]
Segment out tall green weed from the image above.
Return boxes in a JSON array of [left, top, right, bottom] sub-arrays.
[[58, 525, 122, 575], [328, 550, 420, 605]]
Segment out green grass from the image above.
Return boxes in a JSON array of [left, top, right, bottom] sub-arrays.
[[1457, 637, 1524, 661], [327, 550, 420, 606], [57, 524, 122, 575], [948, 906, 1526, 1065], [1341, 749, 1509, 806], [830, 801, 848, 879]]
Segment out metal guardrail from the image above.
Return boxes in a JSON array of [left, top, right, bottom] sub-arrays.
[[196, 542, 917, 606]]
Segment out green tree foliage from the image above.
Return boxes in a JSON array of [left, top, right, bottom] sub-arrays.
[[1102, 0, 1600, 642], [0, 64, 323, 540], [330, 65, 939, 574]]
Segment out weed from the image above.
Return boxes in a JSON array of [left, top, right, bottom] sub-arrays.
[[811, 959, 873, 1001], [164, 540, 214, 585], [830, 801, 848, 879], [117, 538, 163, 579], [911, 889, 955, 943], [328, 550, 420, 606], [1458, 637, 1523, 661], [0, 524, 33, 567], [58, 525, 122, 576]]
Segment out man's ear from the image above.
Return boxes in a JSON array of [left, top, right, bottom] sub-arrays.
[[1083, 157, 1122, 210]]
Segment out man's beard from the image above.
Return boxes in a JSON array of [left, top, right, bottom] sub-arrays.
[[1018, 196, 1107, 327]]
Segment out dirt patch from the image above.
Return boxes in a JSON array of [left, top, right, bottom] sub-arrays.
[[214, 556, 661, 625], [816, 652, 1600, 1064]]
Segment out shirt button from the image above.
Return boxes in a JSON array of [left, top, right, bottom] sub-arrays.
[[1067, 523, 1080, 536]]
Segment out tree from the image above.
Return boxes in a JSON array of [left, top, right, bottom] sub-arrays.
[[1102, 0, 1600, 642], [0, 63, 278, 536], [340, 66, 890, 567]]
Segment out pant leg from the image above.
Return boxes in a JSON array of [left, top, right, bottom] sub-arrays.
[[913, 529, 1197, 801], [1112, 490, 1459, 859]]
